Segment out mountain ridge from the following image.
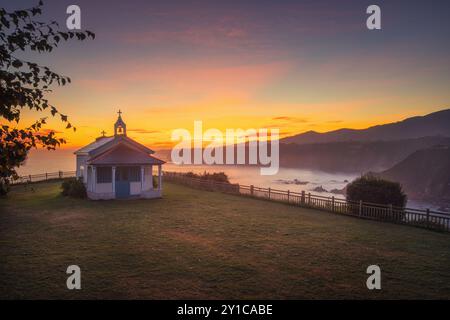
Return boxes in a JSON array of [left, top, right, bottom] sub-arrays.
[[279, 136, 450, 173], [282, 109, 450, 144], [376, 145, 450, 202]]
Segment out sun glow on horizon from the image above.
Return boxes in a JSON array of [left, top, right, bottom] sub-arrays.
[[6, 0, 450, 150]]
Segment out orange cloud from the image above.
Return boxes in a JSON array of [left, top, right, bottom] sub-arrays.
[[36, 128, 63, 135], [127, 129, 160, 134]]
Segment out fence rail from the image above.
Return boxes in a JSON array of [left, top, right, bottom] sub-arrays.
[[163, 171, 450, 233], [10, 170, 450, 233], [10, 171, 76, 185]]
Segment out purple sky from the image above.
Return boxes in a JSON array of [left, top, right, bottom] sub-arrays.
[[6, 0, 450, 147]]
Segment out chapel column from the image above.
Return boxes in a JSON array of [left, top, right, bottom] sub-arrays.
[[87, 166, 91, 191], [140, 166, 144, 190], [158, 165, 162, 191], [112, 166, 116, 194], [92, 166, 96, 192], [149, 165, 153, 190]]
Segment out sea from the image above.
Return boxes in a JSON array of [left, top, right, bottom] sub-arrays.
[[15, 148, 444, 212]]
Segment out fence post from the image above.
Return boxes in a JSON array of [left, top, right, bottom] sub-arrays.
[[301, 191, 305, 205], [332, 196, 335, 212], [426, 208, 430, 229], [359, 200, 362, 217], [28, 174, 31, 183], [59, 171, 62, 179], [389, 204, 393, 221], [250, 185, 254, 196], [287, 190, 290, 203], [308, 192, 311, 206], [268, 187, 271, 199], [45, 172, 48, 180]]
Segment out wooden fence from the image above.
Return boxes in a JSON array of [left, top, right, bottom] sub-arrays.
[[164, 171, 450, 233], [10, 171, 76, 185], [9, 170, 450, 232]]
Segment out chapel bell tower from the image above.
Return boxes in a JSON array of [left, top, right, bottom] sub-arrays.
[[114, 109, 127, 136]]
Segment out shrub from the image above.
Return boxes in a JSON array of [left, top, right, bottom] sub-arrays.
[[0, 178, 9, 196], [166, 171, 237, 193], [202, 172, 229, 183], [61, 178, 86, 198], [183, 171, 230, 183], [346, 174, 407, 208]]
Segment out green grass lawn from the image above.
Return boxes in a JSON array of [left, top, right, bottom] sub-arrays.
[[1, 180, 449, 299]]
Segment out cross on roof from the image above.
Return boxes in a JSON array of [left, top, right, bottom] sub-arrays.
[[101, 130, 106, 137], [117, 109, 122, 116]]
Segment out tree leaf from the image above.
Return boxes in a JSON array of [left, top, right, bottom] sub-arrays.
[[12, 60, 23, 68]]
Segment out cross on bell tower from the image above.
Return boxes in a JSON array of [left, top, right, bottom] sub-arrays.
[[114, 109, 127, 136]]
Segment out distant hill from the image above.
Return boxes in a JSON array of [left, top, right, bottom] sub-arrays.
[[282, 109, 450, 144], [279, 136, 450, 173], [157, 109, 450, 174], [376, 145, 450, 201], [158, 136, 450, 173]]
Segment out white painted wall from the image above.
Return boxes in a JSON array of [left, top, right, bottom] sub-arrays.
[[86, 166, 92, 191], [96, 182, 113, 193], [130, 182, 141, 195], [76, 155, 89, 183], [86, 165, 160, 199], [143, 165, 153, 191]]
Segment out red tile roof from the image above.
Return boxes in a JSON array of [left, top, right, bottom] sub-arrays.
[[87, 143, 165, 165]]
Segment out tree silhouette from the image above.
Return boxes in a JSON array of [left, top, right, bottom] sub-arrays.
[[0, 1, 95, 194]]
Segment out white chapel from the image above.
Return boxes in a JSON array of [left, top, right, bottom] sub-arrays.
[[74, 111, 165, 200]]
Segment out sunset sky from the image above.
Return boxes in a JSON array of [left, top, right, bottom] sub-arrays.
[[6, 0, 450, 149]]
